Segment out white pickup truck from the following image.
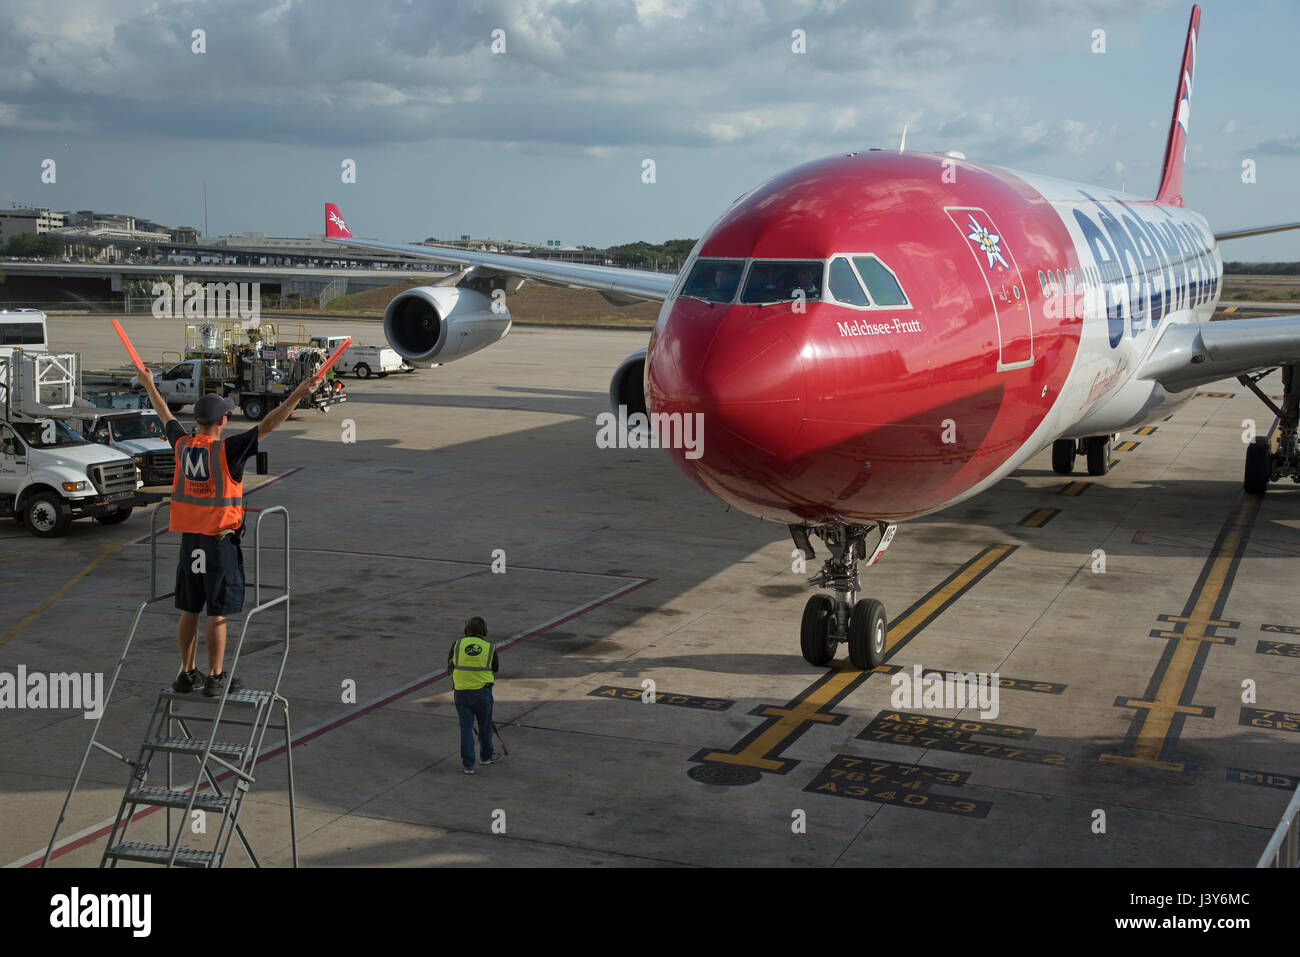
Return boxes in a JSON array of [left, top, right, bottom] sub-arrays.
[[1, 349, 140, 536], [132, 358, 228, 410], [80, 410, 174, 487], [309, 336, 412, 379], [0, 418, 139, 536]]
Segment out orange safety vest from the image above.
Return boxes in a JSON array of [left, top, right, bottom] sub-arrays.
[[169, 433, 244, 534]]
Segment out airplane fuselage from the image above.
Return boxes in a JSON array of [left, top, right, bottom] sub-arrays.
[[645, 150, 1223, 525]]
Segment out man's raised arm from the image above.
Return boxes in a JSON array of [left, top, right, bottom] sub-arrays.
[[133, 360, 175, 427], [256, 377, 317, 439]]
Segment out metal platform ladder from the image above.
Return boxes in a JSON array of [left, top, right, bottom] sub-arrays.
[[42, 503, 298, 868]]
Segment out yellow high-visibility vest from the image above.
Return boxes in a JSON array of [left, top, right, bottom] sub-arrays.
[[451, 636, 495, 691]]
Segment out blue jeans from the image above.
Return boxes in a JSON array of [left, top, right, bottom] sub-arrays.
[[454, 687, 494, 769]]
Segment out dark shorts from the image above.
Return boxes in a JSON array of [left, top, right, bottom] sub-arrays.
[[174, 532, 245, 616]]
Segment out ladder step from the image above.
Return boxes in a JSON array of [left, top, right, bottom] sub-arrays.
[[105, 842, 215, 867], [125, 787, 231, 812], [144, 736, 245, 760], [161, 687, 271, 706]]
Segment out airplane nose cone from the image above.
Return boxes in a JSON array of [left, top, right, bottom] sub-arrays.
[[647, 302, 806, 461]]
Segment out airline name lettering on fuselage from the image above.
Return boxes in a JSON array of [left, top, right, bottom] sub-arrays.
[[837, 316, 923, 338], [1070, 191, 1219, 348]]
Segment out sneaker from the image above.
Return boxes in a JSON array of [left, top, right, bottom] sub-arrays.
[[481, 753, 503, 765], [203, 672, 244, 697], [461, 766, 476, 775], [172, 669, 202, 694]]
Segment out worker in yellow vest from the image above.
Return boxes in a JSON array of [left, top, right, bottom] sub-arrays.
[[447, 616, 501, 774]]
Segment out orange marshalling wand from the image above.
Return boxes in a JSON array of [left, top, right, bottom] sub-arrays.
[[313, 337, 352, 385], [110, 319, 146, 371]]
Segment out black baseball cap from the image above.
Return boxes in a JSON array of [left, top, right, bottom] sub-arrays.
[[193, 393, 235, 423]]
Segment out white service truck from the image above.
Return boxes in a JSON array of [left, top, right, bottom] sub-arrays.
[[80, 410, 174, 487], [0, 349, 140, 537], [131, 357, 228, 410], [309, 335, 412, 378]]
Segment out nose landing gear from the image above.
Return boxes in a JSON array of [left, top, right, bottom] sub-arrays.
[[791, 522, 896, 670], [1051, 435, 1114, 476]]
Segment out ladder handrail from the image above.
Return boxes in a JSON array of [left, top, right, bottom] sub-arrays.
[[1257, 778, 1300, 868], [164, 505, 291, 867], [44, 499, 297, 869], [42, 504, 177, 868]]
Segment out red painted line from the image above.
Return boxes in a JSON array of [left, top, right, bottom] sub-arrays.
[[22, 572, 654, 866]]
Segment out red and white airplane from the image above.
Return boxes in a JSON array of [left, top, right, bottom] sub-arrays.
[[326, 5, 1299, 670]]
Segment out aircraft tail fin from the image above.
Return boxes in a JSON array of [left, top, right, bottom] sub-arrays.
[[1155, 5, 1201, 207], [325, 202, 352, 239]]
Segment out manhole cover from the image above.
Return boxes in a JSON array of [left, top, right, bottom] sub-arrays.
[[687, 763, 762, 787]]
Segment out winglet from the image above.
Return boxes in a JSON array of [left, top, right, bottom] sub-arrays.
[[1155, 5, 1201, 207], [325, 202, 352, 239]]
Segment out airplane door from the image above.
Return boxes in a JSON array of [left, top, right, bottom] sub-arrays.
[[946, 207, 1034, 371]]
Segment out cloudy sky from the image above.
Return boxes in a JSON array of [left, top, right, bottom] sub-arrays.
[[1, 0, 1296, 259]]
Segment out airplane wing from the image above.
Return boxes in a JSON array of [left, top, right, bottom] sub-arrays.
[[322, 203, 676, 303], [1214, 221, 1300, 242], [1138, 316, 1300, 393]]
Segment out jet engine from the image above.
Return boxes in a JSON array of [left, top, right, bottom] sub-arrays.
[[608, 348, 648, 420], [383, 286, 511, 366]]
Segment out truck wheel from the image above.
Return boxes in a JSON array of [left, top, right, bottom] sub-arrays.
[[354, 363, 372, 379], [166, 400, 185, 413], [244, 398, 266, 421], [23, 491, 72, 538], [95, 507, 133, 525]]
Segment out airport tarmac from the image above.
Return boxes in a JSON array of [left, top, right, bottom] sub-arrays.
[[4, 315, 1299, 868]]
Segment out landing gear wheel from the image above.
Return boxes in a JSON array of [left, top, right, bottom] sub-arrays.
[[1085, 435, 1112, 476], [848, 599, 889, 670], [23, 491, 71, 538], [243, 398, 266, 421], [354, 363, 372, 379], [800, 594, 837, 667], [1245, 437, 1270, 495], [95, 507, 132, 525], [1051, 439, 1076, 475]]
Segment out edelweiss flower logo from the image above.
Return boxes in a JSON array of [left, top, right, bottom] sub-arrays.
[[329, 211, 347, 232], [966, 215, 1009, 270]]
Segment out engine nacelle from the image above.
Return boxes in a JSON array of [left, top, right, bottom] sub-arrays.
[[383, 286, 511, 366], [608, 348, 648, 423]]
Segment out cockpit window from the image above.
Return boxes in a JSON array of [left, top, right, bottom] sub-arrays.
[[853, 256, 908, 306], [828, 257, 870, 306], [681, 259, 744, 303], [741, 261, 823, 304]]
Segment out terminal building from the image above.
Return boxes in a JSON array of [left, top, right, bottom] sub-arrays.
[[0, 206, 66, 244]]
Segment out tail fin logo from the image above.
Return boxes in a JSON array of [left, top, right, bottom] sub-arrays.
[[325, 203, 352, 238], [1176, 27, 1197, 137]]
